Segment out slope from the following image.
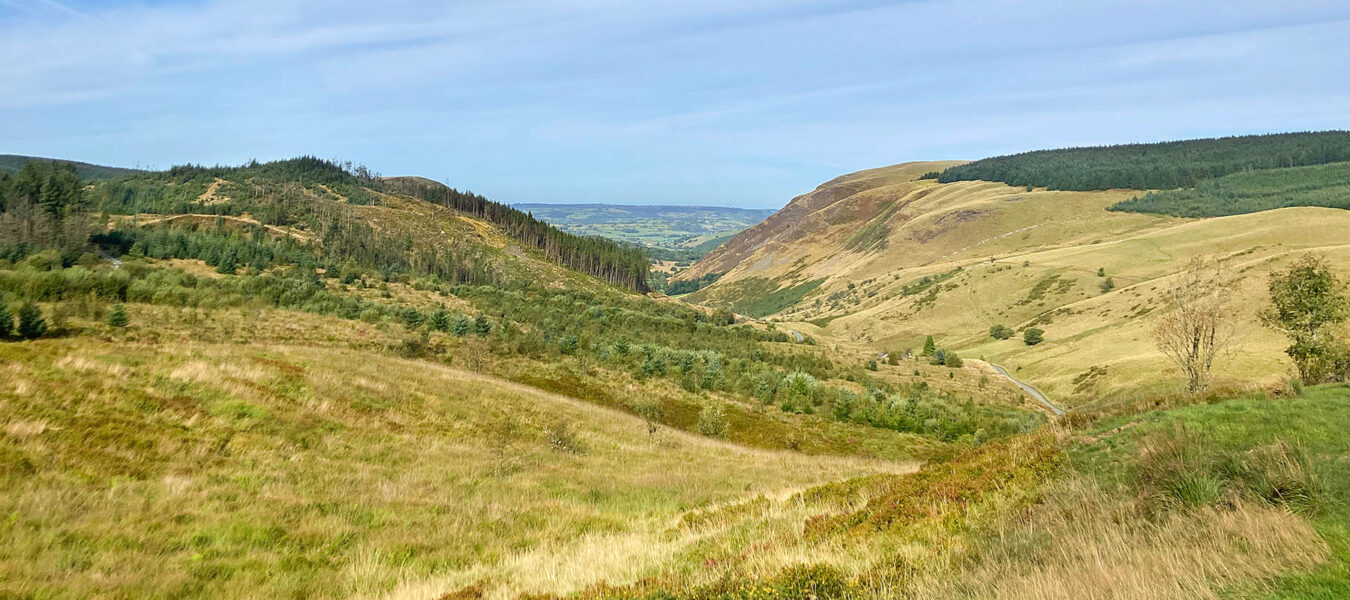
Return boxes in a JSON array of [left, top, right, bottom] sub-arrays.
[[679, 159, 1350, 405]]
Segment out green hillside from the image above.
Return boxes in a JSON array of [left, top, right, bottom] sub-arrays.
[[1110, 160, 1350, 217], [0, 154, 144, 180], [937, 130, 1350, 190]]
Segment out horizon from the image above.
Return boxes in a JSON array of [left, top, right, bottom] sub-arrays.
[[4, 0, 1349, 208]]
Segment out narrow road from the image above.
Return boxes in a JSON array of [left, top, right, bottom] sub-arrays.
[[990, 364, 1065, 416]]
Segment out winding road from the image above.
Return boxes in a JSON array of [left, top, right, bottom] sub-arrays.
[[989, 364, 1065, 416]]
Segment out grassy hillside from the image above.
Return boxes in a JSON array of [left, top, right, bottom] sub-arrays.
[[0, 154, 144, 180], [1110, 161, 1350, 217], [679, 156, 1350, 403], [935, 130, 1350, 191]]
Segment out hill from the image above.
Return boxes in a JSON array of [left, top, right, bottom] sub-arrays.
[[5, 150, 1350, 600], [935, 130, 1350, 191], [0, 154, 144, 180], [677, 142, 1350, 404]]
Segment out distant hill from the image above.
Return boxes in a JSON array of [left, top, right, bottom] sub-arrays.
[[936, 130, 1350, 191], [679, 138, 1350, 403], [0, 154, 145, 180], [513, 203, 775, 252]]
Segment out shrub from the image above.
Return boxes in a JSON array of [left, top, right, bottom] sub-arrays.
[[106, 303, 129, 328], [1024, 327, 1045, 346], [944, 352, 964, 368], [866, 359, 878, 371], [929, 349, 946, 365], [547, 420, 584, 454], [1099, 277, 1115, 293], [17, 302, 45, 339], [634, 401, 664, 437], [989, 324, 1014, 340], [697, 402, 728, 438]]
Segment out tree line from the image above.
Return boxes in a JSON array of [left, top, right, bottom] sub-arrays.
[[937, 131, 1350, 191]]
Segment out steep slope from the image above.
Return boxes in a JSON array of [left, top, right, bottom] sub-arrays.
[[680, 159, 1350, 404]]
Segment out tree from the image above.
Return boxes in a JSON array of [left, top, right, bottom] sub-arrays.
[[1099, 277, 1116, 293], [1153, 257, 1234, 392], [1097, 267, 1106, 277], [1023, 328, 1045, 346], [474, 314, 491, 337], [922, 335, 936, 356], [0, 294, 11, 338], [17, 302, 46, 340], [696, 402, 728, 438], [428, 307, 450, 332], [451, 315, 472, 337], [635, 401, 665, 438], [989, 324, 1013, 340], [1261, 254, 1349, 384], [107, 303, 129, 328], [944, 352, 964, 368]]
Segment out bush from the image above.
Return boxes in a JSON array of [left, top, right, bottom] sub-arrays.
[[17, 302, 45, 339], [989, 324, 1014, 340], [866, 359, 878, 371], [697, 402, 728, 439], [106, 303, 129, 327], [547, 420, 585, 454], [944, 352, 964, 368], [634, 401, 665, 437], [1024, 327, 1045, 346], [1099, 277, 1116, 293]]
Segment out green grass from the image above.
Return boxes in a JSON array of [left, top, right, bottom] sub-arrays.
[[1072, 384, 1350, 599], [1110, 161, 1350, 217]]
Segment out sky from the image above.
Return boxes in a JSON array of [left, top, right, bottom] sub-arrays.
[[2, 0, 1349, 208]]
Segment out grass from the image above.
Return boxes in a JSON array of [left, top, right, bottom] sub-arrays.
[[0, 316, 906, 599], [1071, 384, 1350, 599]]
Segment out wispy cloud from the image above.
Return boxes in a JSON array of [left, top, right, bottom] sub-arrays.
[[2, 0, 1348, 207]]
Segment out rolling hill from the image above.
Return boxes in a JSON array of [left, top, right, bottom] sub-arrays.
[[677, 132, 1350, 405], [5, 148, 1350, 600], [0, 154, 144, 180], [513, 203, 776, 254]]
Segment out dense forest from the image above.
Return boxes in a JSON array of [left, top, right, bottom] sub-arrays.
[[937, 131, 1350, 191], [384, 178, 650, 291], [1109, 160, 1350, 217], [0, 157, 650, 292]]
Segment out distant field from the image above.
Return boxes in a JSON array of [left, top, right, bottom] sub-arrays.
[[514, 203, 775, 253]]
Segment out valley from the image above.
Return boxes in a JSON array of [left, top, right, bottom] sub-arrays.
[[4, 132, 1350, 600]]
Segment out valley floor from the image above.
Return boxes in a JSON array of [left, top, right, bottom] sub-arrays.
[[4, 302, 1349, 599]]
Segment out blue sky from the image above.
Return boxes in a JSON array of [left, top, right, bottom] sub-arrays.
[[3, 0, 1349, 208]]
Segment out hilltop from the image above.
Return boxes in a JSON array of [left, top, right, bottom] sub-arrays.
[[0, 154, 145, 180]]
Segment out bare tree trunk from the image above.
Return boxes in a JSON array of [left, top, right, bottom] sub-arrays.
[[1153, 256, 1235, 393]]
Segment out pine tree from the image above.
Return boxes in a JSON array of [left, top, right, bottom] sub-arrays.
[[17, 302, 46, 340], [474, 314, 491, 337], [451, 315, 472, 337], [429, 307, 450, 332], [922, 335, 936, 356], [0, 296, 12, 338], [107, 303, 129, 328]]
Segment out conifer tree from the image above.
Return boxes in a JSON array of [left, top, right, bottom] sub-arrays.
[[922, 335, 936, 356], [0, 295, 12, 338], [17, 302, 46, 340], [107, 303, 129, 328]]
